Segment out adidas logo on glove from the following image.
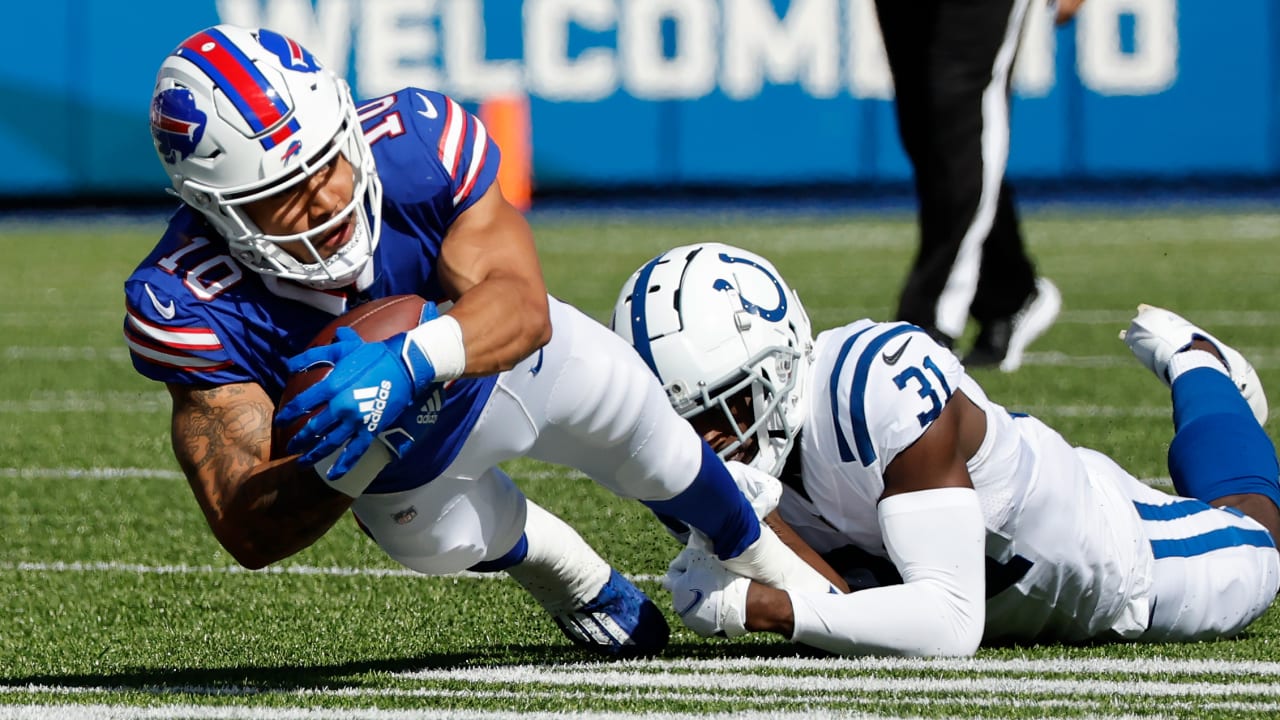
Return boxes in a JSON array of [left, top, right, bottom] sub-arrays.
[[354, 380, 394, 432]]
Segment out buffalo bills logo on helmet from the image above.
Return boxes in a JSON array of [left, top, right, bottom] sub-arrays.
[[150, 87, 207, 164], [257, 29, 322, 72], [282, 140, 303, 163]]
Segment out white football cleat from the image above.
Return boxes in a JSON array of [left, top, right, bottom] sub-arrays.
[[1121, 303, 1268, 425]]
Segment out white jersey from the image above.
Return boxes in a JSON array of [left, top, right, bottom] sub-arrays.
[[779, 320, 1277, 645]]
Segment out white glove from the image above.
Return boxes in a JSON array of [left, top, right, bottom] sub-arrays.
[[663, 547, 751, 638], [725, 460, 782, 520]]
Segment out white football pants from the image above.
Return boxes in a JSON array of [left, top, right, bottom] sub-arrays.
[[354, 297, 703, 575], [1110, 462, 1280, 642]]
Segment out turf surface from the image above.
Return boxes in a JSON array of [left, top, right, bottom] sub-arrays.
[[2, 207, 1280, 718]]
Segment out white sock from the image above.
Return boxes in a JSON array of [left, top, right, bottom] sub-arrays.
[[1168, 348, 1229, 384], [719, 523, 837, 593], [505, 501, 612, 614]]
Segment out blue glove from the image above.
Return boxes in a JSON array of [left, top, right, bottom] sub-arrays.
[[277, 305, 440, 478]]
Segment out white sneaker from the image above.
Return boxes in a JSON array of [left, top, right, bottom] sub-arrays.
[[964, 278, 1062, 373], [1120, 303, 1269, 425], [1001, 278, 1062, 372]]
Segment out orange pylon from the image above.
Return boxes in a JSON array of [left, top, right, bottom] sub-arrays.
[[480, 94, 533, 212]]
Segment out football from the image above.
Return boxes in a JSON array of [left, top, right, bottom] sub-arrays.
[[273, 294, 430, 458]]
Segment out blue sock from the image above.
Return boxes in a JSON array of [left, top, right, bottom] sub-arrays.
[[1168, 367, 1280, 508], [643, 442, 761, 560], [469, 532, 529, 572], [651, 512, 692, 543]]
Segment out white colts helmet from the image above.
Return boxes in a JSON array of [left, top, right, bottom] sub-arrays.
[[149, 24, 381, 289], [612, 243, 814, 476]]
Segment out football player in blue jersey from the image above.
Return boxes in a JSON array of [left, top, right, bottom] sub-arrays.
[[124, 25, 836, 658], [614, 243, 1280, 656]]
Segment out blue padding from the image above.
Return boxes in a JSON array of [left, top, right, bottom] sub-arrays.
[[643, 442, 761, 560], [1172, 366, 1258, 431], [1134, 497, 1214, 521], [1168, 412, 1280, 509], [1150, 525, 1275, 559], [469, 532, 529, 572]]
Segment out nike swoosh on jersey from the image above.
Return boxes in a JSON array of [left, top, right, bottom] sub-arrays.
[[415, 91, 438, 119], [882, 336, 912, 365], [144, 283, 176, 320]]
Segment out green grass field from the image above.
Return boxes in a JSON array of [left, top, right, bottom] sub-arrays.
[[3, 206, 1280, 719]]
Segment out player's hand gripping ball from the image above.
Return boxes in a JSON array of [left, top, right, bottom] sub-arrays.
[[274, 295, 438, 479]]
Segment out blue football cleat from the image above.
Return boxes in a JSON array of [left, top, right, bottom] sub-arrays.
[[551, 569, 670, 657]]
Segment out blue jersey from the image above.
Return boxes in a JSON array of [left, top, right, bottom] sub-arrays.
[[123, 88, 501, 491]]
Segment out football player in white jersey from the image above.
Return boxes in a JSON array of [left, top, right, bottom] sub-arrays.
[[126, 26, 832, 658], [613, 243, 1280, 656]]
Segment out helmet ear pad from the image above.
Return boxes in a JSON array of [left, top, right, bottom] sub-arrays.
[[612, 242, 814, 477], [149, 24, 382, 290]]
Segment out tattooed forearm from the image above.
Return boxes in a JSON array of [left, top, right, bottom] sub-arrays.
[[173, 383, 273, 508], [167, 381, 352, 568]]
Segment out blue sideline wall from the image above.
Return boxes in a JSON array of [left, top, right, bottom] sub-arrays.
[[1, 0, 1276, 198]]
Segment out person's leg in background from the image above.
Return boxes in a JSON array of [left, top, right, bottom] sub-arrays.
[[965, 182, 1060, 372], [877, 0, 1055, 368], [876, 0, 953, 346]]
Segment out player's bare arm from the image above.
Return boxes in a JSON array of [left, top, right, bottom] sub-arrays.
[[1055, 0, 1086, 25], [168, 381, 353, 569], [436, 183, 552, 375], [763, 510, 851, 593], [880, 390, 985, 499], [743, 510, 849, 634]]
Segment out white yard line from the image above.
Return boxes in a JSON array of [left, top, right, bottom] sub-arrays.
[[0, 559, 664, 585], [1, 560, 476, 581], [6, 652, 1280, 719], [402, 663, 1280, 697], [1022, 351, 1280, 370], [0, 706, 916, 720], [0, 704, 1035, 720], [0, 465, 1184, 489], [3, 347, 130, 361], [614, 654, 1280, 676], [1057, 309, 1280, 326], [0, 391, 168, 414], [0, 468, 184, 480], [0, 466, 583, 483]]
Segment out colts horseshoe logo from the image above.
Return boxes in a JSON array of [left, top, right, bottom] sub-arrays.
[[712, 252, 787, 322]]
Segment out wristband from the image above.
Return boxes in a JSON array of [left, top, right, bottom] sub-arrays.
[[404, 315, 467, 384], [313, 435, 394, 497]]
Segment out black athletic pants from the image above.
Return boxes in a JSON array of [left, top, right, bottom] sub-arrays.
[[876, 0, 1038, 342]]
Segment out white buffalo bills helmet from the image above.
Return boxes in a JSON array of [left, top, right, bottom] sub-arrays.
[[612, 243, 814, 476], [149, 24, 381, 289]]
